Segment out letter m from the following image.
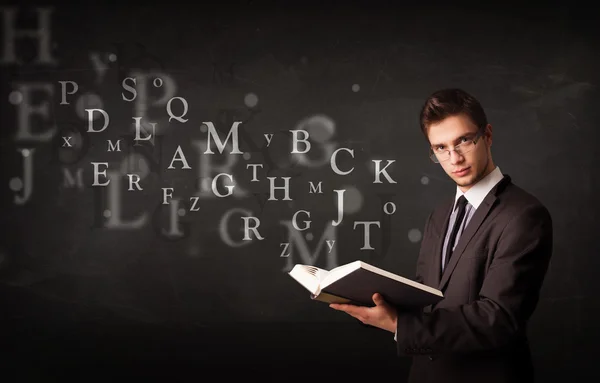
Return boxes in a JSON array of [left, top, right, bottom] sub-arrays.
[[203, 121, 243, 154], [309, 181, 322, 194], [107, 139, 121, 152], [63, 167, 83, 189]]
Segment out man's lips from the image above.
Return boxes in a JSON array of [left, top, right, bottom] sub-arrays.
[[453, 167, 470, 175]]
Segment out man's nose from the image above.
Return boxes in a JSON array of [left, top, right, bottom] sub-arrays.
[[449, 150, 464, 164]]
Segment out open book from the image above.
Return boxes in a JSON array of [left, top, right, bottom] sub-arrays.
[[289, 260, 443, 307]]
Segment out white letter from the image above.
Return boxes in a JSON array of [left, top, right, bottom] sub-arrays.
[[292, 210, 311, 231], [353, 221, 381, 250], [14, 83, 55, 142], [127, 174, 142, 191], [1, 7, 57, 65], [162, 187, 173, 204], [264, 133, 274, 147], [246, 163, 263, 182], [373, 160, 397, 184], [62, 167, 83, 189], [58, 81, 78, 105], [121, 77, 137, 101], [203, 121, 243, 154], [332, 189, 345, 226], [107, 139, 121, 152], [326, 240, 335, 253], [167, 145, 191, 169], [86, 109, 109, 133], [189, 196, 200, 211], [309, 181, 322, 194], [280, 243, 290, 257], [166, 97, 188, 123], [13, 148, 35, 205], [267, 177, 291, 201], [92, 162, 110, 186], [290, 129, 311, 154], [62, 136, 72, 147], [383, 202, 396, 215], [331, 147, 354, 175], [212, 173, 235, 197], [242, 216, 264, 240], [133, 117, 155, 143]]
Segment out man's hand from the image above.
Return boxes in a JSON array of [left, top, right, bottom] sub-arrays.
[[330, 293, 398, 333]]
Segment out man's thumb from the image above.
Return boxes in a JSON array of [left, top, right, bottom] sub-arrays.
[[373, 293, 384, 305]]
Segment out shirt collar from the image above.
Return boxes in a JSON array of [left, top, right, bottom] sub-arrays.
[[454, 166, 504, 210]]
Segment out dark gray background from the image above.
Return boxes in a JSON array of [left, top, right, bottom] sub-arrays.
[[1, 1, 598, 381]]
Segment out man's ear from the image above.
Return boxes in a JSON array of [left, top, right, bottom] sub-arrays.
[[485, 124, 493, 146]]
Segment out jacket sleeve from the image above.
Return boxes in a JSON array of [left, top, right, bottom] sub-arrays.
[[396, 205, 553, 356]]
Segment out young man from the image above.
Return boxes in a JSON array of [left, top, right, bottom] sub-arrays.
[[330, 88, 553, 383]]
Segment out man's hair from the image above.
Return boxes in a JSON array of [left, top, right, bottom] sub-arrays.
[[419, 88, 488, 141]]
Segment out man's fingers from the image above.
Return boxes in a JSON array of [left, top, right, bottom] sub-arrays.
[[372, 293, 388, 306], [330, 303, 352, 311], [372, 293, 381, 304], [330, 304, 363, 321], [330, 303, 367, 317]]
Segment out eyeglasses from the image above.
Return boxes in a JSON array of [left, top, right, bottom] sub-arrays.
[[429, 129, 485, 163]]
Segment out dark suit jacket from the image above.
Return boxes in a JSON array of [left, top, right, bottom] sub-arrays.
[[395, 174, 553, 383]]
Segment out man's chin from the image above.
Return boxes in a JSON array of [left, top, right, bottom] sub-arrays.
[[453, 175, 474, 187]]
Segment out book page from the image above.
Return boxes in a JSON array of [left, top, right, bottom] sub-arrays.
[[321, 261, 360, 290], [289, 265, 329, 295], [312, 267, 329, 283]]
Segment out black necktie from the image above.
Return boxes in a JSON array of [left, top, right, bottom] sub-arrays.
[[444, 195, 468, 269]]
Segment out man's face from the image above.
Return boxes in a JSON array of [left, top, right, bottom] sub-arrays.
[[427, 114, 493, 192]]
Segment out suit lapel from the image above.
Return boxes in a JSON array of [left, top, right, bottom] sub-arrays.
[[431, 199, 454, 287], [437, 175, 512, 291]]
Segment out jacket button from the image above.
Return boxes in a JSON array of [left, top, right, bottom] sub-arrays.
[[429, 356, 434, 361]]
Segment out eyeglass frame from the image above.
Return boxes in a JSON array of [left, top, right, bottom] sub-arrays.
[[429, 128, 486, 163]]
